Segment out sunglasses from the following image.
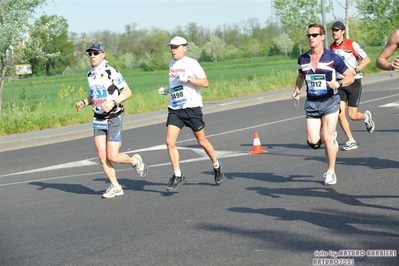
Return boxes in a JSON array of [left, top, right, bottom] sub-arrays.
[[306, 33, 322, 38], [88, 51, 101, 56]]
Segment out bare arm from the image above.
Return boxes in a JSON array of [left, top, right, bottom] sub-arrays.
[[376, 29, 399, 71], [341, 69, 355, 87], [101, 86, 132, 113], [75, 94, 91, 112], [327, 69, 354, 89], [355, 56, 371, 72], [189, 77, 209, 88], [292, 72, 305, 100]]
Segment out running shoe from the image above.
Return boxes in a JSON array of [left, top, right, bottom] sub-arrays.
[[342, 139, 358, 151], [133, 154, 148, 179], [102, 184, 124, 198], [166, 174, 186, 191], [323, 171, 337, 186], [214, 165, 224, 185], [364, 110, 375, 133]]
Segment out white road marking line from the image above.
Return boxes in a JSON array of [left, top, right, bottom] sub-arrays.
[[379, 101, 399, 108], [2, 93, 397, 184], [2, 160, 98, 177]]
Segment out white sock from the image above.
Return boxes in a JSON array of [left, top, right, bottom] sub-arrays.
[[174, 170, 181, 177], [112, 183, 119, 188], [213, 161, 220, 169]]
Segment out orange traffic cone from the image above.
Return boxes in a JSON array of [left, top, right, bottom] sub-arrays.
[[249, 132, 267, 154]]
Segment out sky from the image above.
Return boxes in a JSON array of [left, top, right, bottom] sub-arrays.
[[39, 0, 353, 34], [40, 0, 276, 33]]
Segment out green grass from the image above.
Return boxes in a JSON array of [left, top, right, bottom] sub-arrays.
[[1, 47, 392, 136]]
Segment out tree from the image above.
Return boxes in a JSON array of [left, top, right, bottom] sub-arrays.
[[329, 0, 360, 39], [355, 0, 399, 45], [134, 30, 170, 71], [272, 33, 294, 56], [15, 15, 74, 75], [203, 35, 225, 62], [241, 39, 262, 57], [274, 0, 325, 55], [184, 22, 210, 47], [0, 0, 50, 115], [186, 42, 202, 60]]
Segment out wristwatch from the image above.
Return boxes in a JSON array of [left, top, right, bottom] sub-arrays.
[[355, 68, 361, 74], [337, 80, 343, 88], [112, 100, 118, 107], [187, 77, 191, 83]]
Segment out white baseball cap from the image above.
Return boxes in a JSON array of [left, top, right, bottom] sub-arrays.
[[167, 36, 188, 46]]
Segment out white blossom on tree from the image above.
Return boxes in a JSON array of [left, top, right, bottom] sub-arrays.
[[0, 0, 50, 115], [273, 33, 294, 56], [203, 35, 225, 62]]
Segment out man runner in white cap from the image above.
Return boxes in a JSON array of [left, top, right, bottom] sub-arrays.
[[158, 36, 224, 191]]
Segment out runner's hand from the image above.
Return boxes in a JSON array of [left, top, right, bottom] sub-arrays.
[[75, 100, 84, 112], [292, 91, 301, 100], [178, 72, 190, 83], [158, 87, 170, 96], [391, 56, 399, 70]]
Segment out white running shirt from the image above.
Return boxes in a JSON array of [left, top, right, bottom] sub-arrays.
[[168, 56, 206, 109]]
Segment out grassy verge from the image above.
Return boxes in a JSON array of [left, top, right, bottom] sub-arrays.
[[0, 47, 390, 136]]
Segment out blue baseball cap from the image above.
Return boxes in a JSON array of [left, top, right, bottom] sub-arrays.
[[86, 43, 105, 52]]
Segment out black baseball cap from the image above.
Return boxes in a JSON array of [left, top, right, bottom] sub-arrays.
[[331, 21, 345, 30], [85, 43, 105, 52]]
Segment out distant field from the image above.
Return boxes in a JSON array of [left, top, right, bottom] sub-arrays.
[[0, 46, 392, 135]]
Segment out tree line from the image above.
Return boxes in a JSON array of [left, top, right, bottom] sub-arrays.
[[3, 0, 399, 76], [0, 0, 398, 114]]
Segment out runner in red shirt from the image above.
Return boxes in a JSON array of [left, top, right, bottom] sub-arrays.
[[330, 21, 375, 151]]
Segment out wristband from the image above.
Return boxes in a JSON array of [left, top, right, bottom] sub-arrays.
[[113, 100, 117, 107], [81, 99, 86, 107]]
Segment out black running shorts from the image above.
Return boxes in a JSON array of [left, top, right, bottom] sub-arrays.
[[166, 107, 205, 132], [338, 79, 362, 107]]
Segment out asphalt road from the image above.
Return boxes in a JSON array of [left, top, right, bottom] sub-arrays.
[[0, 73, 398, 266]]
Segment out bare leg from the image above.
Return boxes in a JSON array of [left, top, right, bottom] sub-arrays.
[[193, 129, 218, 164], [166, 125, 181, 172]]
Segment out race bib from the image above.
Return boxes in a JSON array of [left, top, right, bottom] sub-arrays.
[[93, 117, 108, 130], [170, 85, 187, 108], [306, 74, 327, 96]]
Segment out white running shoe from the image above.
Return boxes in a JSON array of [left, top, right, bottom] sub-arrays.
[[342, 139, 358, 151], [133, 154, 148, 179], [364, 110, 375, 133], [102, 184, 124, 198], [323, 171, 337, 186]]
